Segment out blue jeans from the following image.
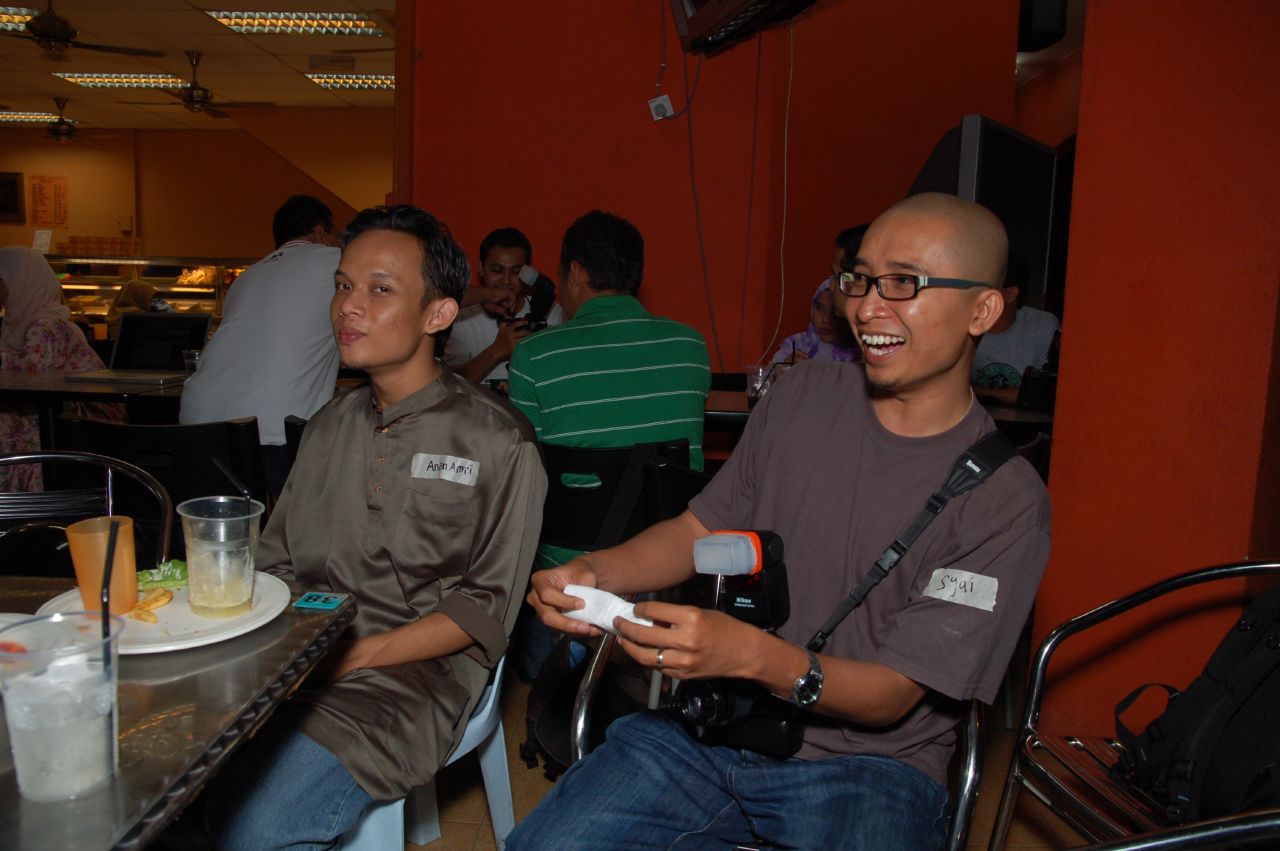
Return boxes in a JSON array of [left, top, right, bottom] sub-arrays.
[[507, 711, 950, 850], [205, 724, 373, 851]]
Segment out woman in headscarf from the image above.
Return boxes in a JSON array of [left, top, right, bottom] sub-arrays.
[[0, 247, 114, 491], [770, 278, 859, 364]]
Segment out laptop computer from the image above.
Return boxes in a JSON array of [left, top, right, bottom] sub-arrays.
[[67, 313, 212, 385]]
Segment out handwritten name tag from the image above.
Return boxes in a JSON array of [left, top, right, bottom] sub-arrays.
[[922, 568, 998, 612], [411, 453, 480, 487]]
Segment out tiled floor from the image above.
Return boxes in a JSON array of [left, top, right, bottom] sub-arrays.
[[413, 676, 1087, 851]]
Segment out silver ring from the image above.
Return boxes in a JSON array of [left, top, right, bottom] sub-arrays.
[[655, 648, 665, 669]]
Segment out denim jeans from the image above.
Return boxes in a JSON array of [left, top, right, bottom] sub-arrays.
[[507, 711, 950, 851], [204, 724, 373, 851]]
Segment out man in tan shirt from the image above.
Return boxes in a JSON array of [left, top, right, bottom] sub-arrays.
[[206, 205, 546, 850]]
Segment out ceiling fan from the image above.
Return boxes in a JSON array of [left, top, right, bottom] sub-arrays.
[[1, 1, 164, 59], [47, 96, 75, 142], [128, 51, 274, 120]]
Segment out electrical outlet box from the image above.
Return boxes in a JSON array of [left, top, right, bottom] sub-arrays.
[[648, 95, 673, 121]]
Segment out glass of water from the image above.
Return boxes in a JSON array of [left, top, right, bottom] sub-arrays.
[[0, 611, 124, 801]]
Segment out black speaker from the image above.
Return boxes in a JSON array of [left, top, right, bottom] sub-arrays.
[[1018, 0, 1067, 52]]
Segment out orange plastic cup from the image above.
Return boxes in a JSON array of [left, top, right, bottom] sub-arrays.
[[66, 516, 138, 616]]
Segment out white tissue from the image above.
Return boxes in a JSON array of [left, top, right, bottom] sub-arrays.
[[561, 585, 653, 634]]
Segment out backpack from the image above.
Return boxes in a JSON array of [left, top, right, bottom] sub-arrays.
[[519, 636, 652, 779], [1112, 580, 1280, 824]]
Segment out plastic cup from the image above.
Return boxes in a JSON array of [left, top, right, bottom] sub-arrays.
[[182, 349, 202, 376], [177, 497, 265, 619], [0, 612, 123, 801], [65, 516, 138, 616]]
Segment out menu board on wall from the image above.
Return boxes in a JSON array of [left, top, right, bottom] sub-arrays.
[[28, 175, 69, 228]]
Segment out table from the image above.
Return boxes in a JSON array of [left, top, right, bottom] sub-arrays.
[[0, 371, 182, 450], [704, 389, 751, 428], [0, 576, 355, 850]]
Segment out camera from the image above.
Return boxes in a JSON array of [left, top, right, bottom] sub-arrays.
[[518, 264, 557, 332], [667, 531, 805, 760]]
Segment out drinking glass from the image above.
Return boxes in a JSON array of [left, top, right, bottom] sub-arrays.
[[0, 612, 123, 800], [177, 497, 265, 618], [65, 516, 137, 616]]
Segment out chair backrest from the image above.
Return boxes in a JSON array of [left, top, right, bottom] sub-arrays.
[[283, 415, 309, 467], [539, 441, 691, 552], [0, 450, 173, 575], [53, 416, 267, 556]]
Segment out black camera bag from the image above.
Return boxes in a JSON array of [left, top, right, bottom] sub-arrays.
[[1112, 581, 1280, 823]]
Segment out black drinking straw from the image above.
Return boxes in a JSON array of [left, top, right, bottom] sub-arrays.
[[101, 519, 119, 641], [212, 456, 253, 536]]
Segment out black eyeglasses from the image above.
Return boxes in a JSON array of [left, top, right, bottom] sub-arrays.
[[837, 271, 993, 301]]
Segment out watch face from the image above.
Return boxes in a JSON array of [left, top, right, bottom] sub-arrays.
[[792, 652, 823, 706]]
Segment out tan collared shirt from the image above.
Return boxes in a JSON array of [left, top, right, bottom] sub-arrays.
[[257, 368, 545, 799]]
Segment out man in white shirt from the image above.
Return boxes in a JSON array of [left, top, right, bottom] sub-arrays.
[[444, 227, 565, 386], [180, 195, 341, 494], [971, 254, 1061, 405]]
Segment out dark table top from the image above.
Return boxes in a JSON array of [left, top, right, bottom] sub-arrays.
[[0, 576, 354, 851], [0, 371, 182, 403]]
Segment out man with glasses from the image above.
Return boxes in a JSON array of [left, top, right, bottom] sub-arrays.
[[511, 193, 1051, 851]]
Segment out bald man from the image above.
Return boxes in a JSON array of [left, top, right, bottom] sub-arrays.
[[509, 194, 1050, 851]]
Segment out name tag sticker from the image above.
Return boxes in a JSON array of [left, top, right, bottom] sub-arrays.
[[922, 568, 998, 612], [411, 453, 480, 487]]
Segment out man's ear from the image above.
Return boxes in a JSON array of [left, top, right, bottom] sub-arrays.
[[423, 297, 459, 336], [568, 260, 589, 291], [969, 288, 1005, 336]]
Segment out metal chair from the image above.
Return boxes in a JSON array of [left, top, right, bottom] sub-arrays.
[[53, 415, 268, 554], [988, 560, 1280, 850], [0, 450, 172, 574], [339, 656, 515, 850]]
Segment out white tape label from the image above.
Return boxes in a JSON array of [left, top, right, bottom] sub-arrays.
[[922, 568, 998, 612], [411, 453, 480, 487]]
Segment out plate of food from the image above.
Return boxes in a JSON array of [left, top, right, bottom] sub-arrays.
[[36, 565, 291, 655]]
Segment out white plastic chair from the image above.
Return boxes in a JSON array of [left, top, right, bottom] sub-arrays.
[[340, 655, 515, 850]]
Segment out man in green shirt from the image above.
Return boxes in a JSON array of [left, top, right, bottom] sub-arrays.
[[508, 209, 710, 679]]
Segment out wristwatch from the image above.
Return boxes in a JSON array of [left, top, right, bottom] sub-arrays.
[[789, 650, 824, 707]]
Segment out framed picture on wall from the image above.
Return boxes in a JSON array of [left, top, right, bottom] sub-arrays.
[[0, 172, 24, 223]]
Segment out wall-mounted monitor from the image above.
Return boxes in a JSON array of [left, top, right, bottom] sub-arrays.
[[669, 0, 817, 56], [910, 115, 1060, 311]]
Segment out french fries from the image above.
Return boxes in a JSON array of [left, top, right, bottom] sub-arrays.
[[127, 588, 173, 623]]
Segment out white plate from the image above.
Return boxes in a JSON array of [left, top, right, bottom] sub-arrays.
[[35, 572, 291, 655]]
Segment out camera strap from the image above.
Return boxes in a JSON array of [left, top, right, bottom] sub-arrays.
[[806, 428, 1018, 653]]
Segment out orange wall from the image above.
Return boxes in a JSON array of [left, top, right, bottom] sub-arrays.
[[0, 128, 136, 249], [0, 125, 367, 261], [411, 0, 1017, 370], [1039, 1, 1280, 731], [133, 130, 356, 258], [1015, 50, 1081, 147], [227, 107, 393, 212]]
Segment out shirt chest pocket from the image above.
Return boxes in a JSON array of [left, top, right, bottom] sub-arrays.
[[392, 482, 480, 578]]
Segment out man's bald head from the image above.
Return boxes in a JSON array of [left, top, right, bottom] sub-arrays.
[[869, 193, 1008, 287]]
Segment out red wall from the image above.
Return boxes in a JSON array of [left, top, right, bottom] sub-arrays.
[[1038, 1, 1280, 731], [1015, 50, 1081, 147], [411, 0, 1017, 370]]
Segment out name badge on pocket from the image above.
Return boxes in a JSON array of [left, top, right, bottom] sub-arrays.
[[922, 568, 998, 611], [411, 453, 480, 487]]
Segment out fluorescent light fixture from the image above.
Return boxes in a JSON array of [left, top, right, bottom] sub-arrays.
[[0, 111, 72, 124], [206, 11, 385, 36], [306, 73, 394, 90], [0, 7, 35, 32], [54, 72, 186, 89]]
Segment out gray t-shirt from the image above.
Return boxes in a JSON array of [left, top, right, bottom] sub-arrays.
[[972, 305, 1060, 389], [690, 360, 1050, 784]]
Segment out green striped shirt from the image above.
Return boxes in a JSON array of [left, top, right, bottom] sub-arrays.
[[508, 294, 711, 566]]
